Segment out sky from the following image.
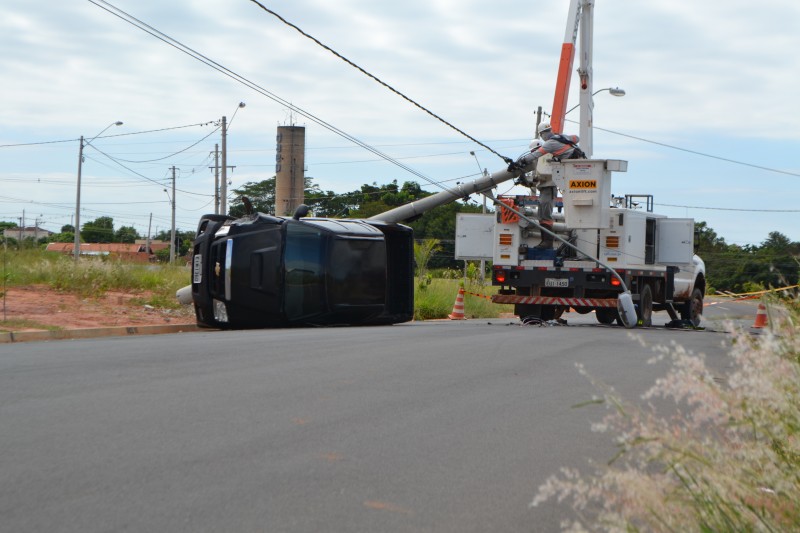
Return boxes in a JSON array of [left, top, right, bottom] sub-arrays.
[[2, 0, 799, 246]]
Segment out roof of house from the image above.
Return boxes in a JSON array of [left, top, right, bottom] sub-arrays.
[[45, 242, 169, 253]]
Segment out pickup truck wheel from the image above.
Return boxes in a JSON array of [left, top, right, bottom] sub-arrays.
[[681, 288, 704, 327], [595, 308, 617, 325], [637, 285, 653, 327]]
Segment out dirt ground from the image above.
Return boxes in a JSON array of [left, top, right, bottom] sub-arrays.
[[0, 285, 196, 332]]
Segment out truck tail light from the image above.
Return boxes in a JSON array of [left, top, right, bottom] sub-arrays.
[[610, 277, 621, 287], [495, 271, 507, 283]]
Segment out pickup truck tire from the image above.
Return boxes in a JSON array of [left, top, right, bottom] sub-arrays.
[[680, 288, 704, 327], [637, 285, 653, 327]]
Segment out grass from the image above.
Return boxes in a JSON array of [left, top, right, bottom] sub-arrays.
[[0, 318, 63, 333], [1, 248, 190, 303], [414, 277, 514, 320]]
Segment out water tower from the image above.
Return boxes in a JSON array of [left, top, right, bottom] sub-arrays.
[[275, 125, 305, 216]]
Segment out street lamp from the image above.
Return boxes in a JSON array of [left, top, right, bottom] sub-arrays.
[[74, 121, 123, 260], [565, 87, 625, 115], [566, 86, 624, 158]]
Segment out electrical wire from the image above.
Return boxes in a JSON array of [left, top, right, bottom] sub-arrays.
[[0, 122, 215, 149], [247, 0, 514, 165], [108, 126, 220, 163], [88, 0, 461, 195], [657, 203, 800, 213], [85, 148, 213, 198], [559, 117, 800, 179]]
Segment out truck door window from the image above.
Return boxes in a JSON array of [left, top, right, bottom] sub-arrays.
[[328, 238, 387, 307], [284, 223, 325, 319]]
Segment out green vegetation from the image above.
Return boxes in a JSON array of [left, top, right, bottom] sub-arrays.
[[414, 278, 512, 320], [414, 265, 513, 320], [0, 319, 62, 332], [695, 222, 799, 293], [0, 248, 189, 303]]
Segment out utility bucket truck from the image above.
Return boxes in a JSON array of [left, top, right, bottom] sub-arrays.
[[485, 0, 705, 327]]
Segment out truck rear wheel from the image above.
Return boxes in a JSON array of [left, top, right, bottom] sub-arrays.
[[680, 288, 704, 327]]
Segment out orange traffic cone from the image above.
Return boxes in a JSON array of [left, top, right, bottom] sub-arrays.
[[448, 288, 466, 320], [752, 302, 768, 328]]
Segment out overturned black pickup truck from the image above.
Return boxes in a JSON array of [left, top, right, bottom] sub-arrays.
[[189, 211, 414, 328]]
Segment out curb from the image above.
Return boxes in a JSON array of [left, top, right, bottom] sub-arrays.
[[0, 323, 205, 344]]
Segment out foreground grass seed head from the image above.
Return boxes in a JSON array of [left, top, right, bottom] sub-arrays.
[[534, 298, 800, 532]]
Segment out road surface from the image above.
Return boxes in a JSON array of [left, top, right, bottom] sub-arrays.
[[0, 302, 756, 532]]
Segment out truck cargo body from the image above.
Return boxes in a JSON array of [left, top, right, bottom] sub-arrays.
[[490, 197, 705, 326]]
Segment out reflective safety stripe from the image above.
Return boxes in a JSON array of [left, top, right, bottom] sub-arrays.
[[491, 294, 619, 307]]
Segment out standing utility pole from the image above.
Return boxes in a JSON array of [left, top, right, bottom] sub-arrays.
[[219, 103, 246, 216], [169, 166, 177, 264], [146, 213, 153, 259], [74, 121, 123, 260], [212, 144, 220, 214], [221, 116, 228, 215], [74, 137, 84, 260]]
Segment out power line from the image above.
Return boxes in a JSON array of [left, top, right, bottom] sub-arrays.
[[88, 0, 462, 195], [658, 203, 800, 213], [0, 122, 215, 149], [247, 0, 514, 166], [561, 117, 800, 179], [109, 127, 220, 163]]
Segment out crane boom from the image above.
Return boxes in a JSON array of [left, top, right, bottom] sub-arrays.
[[550, 0, 582, 135]]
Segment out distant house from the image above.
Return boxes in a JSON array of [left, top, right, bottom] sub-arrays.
[[46, 241, 170, 263], [3, 226, 54, 241]]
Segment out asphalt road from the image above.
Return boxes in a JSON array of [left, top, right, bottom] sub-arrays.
[[0, 302, 756, 532]]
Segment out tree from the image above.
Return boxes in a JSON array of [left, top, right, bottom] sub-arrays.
[[752, 231, 798, 288], [228, 178, 277, 217], [114, 225, 140, 244], [81, 216, 115, 243], [228, 177, 351, 218], [52, 231, 74, 243], [0, 221, 18, 233]]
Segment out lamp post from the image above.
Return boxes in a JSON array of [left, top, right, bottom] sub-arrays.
[[74, 121, 123, 260], [564, 87, 624, 158], [565, 87, 625, 116]]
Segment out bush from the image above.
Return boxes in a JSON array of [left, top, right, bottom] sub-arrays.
[[533, 299, 800, 531]]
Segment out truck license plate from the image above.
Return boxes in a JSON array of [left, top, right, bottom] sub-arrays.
[[545, 277, 569, 288]]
